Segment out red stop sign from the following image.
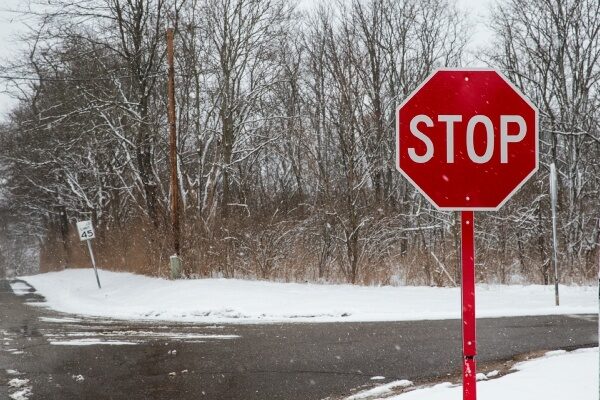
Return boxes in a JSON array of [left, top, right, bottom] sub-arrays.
[[396, 69, 538, 210]]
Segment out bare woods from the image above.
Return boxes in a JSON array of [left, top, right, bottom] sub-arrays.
[[0, 0, 598, 285]]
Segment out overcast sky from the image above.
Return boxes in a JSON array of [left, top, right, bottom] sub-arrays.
[[0, 0, 495, 120], [0, 0, 30, 119]]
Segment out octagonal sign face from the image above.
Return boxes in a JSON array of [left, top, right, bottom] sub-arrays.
[[396, 68, 538, 210]]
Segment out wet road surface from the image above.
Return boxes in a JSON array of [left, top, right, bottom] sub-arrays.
[[0, 279, 597, 399]]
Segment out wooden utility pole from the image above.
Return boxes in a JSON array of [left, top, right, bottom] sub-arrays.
[[167, 28, 182, 278]]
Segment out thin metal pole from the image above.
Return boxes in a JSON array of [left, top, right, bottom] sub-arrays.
[[167, 28, 180, 257], [86, 240, 101, 289], [461, 211, 476, 400], [550, 163, 559, 306]]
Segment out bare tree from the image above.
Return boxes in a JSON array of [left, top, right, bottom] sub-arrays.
[[486, 0, 600, 283]]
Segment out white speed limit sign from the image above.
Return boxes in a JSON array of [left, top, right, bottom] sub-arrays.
[[76, 220, 96, 241], [76, 219, 101, 288]]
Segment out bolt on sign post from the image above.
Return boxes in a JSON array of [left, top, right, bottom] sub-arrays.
[[76, 220, 102, 289], [396, 69, 538, 400]]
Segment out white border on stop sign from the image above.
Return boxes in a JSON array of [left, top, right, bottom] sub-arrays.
[[395, 67, 539, 211]]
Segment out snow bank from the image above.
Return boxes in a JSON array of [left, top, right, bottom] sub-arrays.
[[386, 347, 598, 399], [19, 269, 596, 324]]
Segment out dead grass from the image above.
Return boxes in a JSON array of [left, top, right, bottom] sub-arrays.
[[38, 216, 596, 286]]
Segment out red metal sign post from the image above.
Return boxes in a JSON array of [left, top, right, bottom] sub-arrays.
[[396, 69, 539, 400], [461, 211, 476, 400]]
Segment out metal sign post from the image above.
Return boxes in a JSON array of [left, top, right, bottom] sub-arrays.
[[461, 211, 476, 400], [76, 220, 101, 289], [86, 240, 101, 289], [549, 163, 559, 306]]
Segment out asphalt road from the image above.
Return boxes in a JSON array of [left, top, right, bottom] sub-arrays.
[[0, 279, 597, 400]]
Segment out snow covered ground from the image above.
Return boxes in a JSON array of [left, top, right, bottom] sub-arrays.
[[358, 347, 598, 400], [17, 269, 596, 324]]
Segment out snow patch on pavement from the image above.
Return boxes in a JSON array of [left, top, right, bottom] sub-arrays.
[[475, 373, 487, 381], [49, 338, 139, 346], [347, 380, 413, 399], [5, 369, 21, 375], [39, 317, 83, 323], [8, 378, 29, 388], [7, 377, 32, 400], [9, 388, 32, 400], [9, 282, 31, 296], [19, 269, 596, 324], [44, 330, 239, 340]]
